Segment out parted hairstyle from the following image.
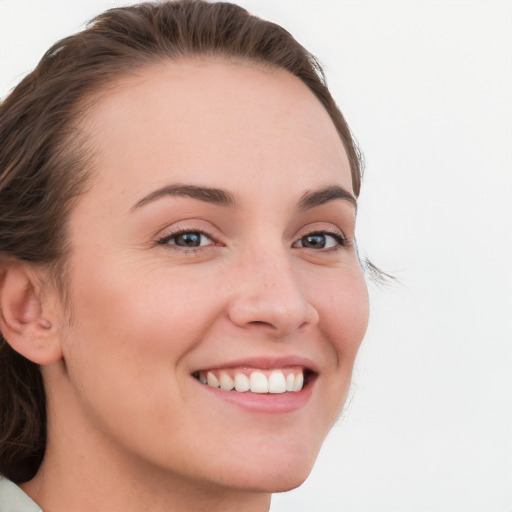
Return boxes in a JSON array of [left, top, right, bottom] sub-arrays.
[[0, 0, 364, 484]]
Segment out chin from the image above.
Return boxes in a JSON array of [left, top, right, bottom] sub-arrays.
[[222, 473, 312, 495], [264, 470, 312, 493], [214, 448, 318, 494], [240, 468, 313, 494]]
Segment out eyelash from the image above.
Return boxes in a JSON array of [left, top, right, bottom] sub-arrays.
[[157, 228, 350, 254], [157, 228, 215, 253], [292, 230, 349, 250]]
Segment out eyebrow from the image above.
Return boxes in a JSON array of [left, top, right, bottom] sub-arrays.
[[131, 184, 237, 211], [298, 185, 357, 211], [131, 183, 356, 212]]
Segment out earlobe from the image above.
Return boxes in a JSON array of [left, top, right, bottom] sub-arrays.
[[0, 263, 62, 365]]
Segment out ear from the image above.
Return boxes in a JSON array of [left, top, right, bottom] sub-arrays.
[[0, 262, 63, 365]]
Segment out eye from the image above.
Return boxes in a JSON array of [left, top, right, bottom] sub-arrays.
[[293, 231, 346, 250], [158, 230, 213, 248]]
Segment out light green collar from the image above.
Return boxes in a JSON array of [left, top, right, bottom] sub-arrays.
[[0, 477, 42, 512]]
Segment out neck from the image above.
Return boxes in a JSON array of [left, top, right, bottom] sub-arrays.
[[22, 449, 272, 512], [22, 470, 271, 512]]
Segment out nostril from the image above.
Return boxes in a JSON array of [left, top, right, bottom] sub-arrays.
[[249, 320, 273, 327]]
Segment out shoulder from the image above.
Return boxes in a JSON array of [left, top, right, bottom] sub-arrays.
[[0, 478, 42, 512]]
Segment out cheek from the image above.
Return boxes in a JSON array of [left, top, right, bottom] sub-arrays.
[[313, 268, 369, 421], [60, 258, 226, 399], [58, 260, 228, 449], [68, 256, 218, 337], [293, 268, 369, 443], [316, 269, 369, 358]]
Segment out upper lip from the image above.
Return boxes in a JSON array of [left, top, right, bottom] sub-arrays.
[[191, 355, 319, 374]]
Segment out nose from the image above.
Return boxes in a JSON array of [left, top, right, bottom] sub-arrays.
[[226, 249, 320, 337]]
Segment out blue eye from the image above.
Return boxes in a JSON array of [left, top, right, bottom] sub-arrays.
[[159, 231, 213, 248], [294, 232, 345, 249]]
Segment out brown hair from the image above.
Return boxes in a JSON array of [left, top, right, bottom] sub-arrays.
[[0, 0, 363, 483]]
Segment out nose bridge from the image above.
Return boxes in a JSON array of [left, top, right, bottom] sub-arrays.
[[227, 239, 319, 335]]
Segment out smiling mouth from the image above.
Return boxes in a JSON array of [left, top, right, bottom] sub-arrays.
[[192, 367, 314, 394]]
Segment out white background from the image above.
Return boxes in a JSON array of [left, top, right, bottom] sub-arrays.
[[1, 1, 511, 511]]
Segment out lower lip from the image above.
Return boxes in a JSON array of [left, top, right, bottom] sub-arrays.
[[195, 375, 316, 414]]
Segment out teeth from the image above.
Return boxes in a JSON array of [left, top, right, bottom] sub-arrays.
[[199, 369, 306, 394], [219, 372, 234, 391], [268, 370, 287, 393], [293, 372, 304, 392], [207, 371, 220, 388], [286, 373, 295, 392], [234, 373, 250, 392], [250, 371, 269, 393]]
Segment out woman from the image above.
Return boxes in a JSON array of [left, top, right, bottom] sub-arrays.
[[0, 1, 369, 510]]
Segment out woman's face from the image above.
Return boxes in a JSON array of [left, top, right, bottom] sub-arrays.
[[50, 60, 369, 492]]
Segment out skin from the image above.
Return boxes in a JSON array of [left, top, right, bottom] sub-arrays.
[[20, 60, 369, 512]]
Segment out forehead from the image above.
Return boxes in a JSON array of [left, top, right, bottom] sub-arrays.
[[80, 59, 352, 206]]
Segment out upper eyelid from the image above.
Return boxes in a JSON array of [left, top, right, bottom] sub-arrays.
[[300, 227, 345, 237], [155, 219, 219, 237], [296, 224, 348, 240], [157, 227, 216, 245], [293, 230, 347, 247]]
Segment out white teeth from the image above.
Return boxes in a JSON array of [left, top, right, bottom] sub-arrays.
[[249, 371, 269, 393], [219, 372, 234, 391], [234, 373, 250, 392], [293, 372, 304, 392], [207, 371, 220, 388], [286, 373, 295, 392], [201, 369, 306, 393], [268, 370, 287, 394]]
